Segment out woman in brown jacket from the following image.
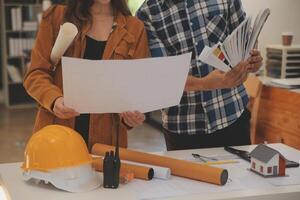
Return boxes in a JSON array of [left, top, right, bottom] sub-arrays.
[[23, 0, 149, 150]]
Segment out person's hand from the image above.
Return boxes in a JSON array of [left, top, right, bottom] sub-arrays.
[[120, 111, 145, 128], [247, 49, 263, 73], [53, 97, 80, 119], [202, 61, 249, 90]]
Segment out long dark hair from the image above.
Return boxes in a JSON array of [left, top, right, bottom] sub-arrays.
[[64, 0, 131, 29]]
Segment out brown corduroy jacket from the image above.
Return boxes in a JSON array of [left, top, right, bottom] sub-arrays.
[[23, 5, 149, 150]]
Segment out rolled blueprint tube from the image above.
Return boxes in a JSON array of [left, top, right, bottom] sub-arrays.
[[123, 160, 171, 180], [92, 144, 228, 185], [92, 158, 154, 180], [50, 22, 78, 65]]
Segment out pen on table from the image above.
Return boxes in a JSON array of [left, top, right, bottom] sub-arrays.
[[192, 153, 239, 165], [202, 160, 239, 165]]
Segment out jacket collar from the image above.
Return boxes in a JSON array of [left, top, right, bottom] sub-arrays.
[[80, 11, 127, 40], [115, 12, 127, 28], [77, 12, 134, 59], [102, 12, 135, 59]]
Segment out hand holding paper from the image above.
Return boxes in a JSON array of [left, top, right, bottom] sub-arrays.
[[201, 61, 248, 89], [199, 8, 270, 72], [247, 49, 263, 73], [52, 97, 80, 119], [121, 111, 145, 128]]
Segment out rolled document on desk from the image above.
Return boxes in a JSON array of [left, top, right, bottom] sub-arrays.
[[122, 160, 171, 180], [92, 144, 228, 185], [92, 158, 154, 181], [50, 22, 78, 65]]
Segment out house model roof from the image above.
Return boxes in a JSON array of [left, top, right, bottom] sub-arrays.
[[249, 144, 286, 163]]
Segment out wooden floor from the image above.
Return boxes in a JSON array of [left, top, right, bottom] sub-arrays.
[[0, 104, 166, 164], [0, 104, 36, 163]]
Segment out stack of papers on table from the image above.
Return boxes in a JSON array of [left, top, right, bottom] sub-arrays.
[[199, 8, 271, 72], [270, 78, 300, 89]]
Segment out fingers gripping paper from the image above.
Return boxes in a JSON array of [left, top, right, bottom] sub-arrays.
[[199, 8, 271, 72], [92, 158, 154, 181], [92, 144, 228, 185], [50, 22, 78, 65]]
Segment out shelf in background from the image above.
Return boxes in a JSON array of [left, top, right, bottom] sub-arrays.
[[265, 45, 300, 79], [5, 3, 42, 7], [6, 30, 37, 33], [6, 103, 36, 109], [0, 90, 4, 104], [1, 0, 42, 108], [7, 56, 27, 59], [8, 82, 23, 85]]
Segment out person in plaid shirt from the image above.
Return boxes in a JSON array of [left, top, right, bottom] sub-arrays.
[[137, 0, 263, 150]]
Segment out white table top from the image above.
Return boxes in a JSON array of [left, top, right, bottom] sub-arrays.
[[1, 143, 300, 200]]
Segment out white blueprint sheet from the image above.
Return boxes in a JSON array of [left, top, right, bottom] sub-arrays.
[[62, 53, 191, 113]]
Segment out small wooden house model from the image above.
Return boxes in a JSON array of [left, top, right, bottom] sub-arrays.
[[249, 144, 286, 177]]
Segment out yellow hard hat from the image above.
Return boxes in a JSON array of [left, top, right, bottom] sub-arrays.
[[22, 125, 92, 172]]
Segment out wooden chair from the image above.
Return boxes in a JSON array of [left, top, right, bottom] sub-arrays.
[[244, 75, 263, 144]]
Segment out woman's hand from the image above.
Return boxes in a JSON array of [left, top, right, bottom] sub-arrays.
[[247, 49, 263, 73], [120, 111, 145, 128], [201, 61, 249, 90], [53, 97, 80, 119]]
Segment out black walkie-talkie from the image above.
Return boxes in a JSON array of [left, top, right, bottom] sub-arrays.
[[103, 114, 121, 189], [103, 152, 110, 188], [113, 113, 121, 188], [103, 151, 114, 188]]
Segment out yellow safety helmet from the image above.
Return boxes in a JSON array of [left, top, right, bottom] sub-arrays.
[[21, 125, 100, 192], [22, 125, 92, 172]]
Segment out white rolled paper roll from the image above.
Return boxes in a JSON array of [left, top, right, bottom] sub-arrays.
[[123, 160, 171, 180], [42, 0, 52, 11], [50, 22, 78, 65]]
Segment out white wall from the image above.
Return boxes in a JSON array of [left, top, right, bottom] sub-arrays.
[[241, 0, 300, 59]]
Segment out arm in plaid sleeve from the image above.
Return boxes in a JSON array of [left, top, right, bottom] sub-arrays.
[[228, 0, 246, 33], [136, 7, 168, 57]]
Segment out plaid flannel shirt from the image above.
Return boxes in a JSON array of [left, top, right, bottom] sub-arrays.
[[137, 0, 249, 135]]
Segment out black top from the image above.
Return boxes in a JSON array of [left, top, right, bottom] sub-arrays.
[[75, 36, 107, 145]]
